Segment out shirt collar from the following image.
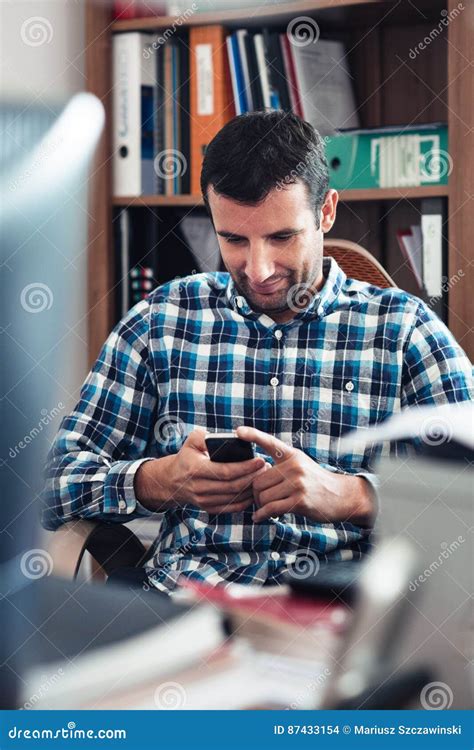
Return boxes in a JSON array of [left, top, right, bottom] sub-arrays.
[[225, 257, 346, 322]]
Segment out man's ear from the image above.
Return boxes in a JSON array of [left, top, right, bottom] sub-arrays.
[[319, 189, 339, 233]]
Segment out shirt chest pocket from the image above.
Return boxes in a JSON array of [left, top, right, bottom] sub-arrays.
[[310, 373, 396, 436]]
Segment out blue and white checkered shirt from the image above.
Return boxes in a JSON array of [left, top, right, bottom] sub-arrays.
[[42, 257, 472, 592]]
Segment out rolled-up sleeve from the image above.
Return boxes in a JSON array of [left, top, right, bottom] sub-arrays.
[[41, 300, 158, 530]]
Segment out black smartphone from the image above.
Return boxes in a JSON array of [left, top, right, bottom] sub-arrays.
[[205, 432, 255, 463]]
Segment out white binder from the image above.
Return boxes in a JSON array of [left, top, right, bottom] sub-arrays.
[[112, 32, 156, 196]]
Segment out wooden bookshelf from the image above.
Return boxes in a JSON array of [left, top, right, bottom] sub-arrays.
[[113, 185, 450, 207], [85, 0, 474, 364]]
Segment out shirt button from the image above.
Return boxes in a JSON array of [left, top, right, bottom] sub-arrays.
[[270, 551, 280, 561], [236, 296, 244, 308], [118, 499, 126, 510], [270, 377, 279, 387], [345, 381, 354, 392], [274, 329, 282, 340]]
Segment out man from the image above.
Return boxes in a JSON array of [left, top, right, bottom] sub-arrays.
[[42, 111, 472, 593]]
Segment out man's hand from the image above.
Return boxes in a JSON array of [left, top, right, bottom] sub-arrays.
[[135, 427, 267, 514], [236, 426, 375, 525]]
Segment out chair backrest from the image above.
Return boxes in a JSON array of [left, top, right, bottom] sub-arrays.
[[323, 238, 396, 289]]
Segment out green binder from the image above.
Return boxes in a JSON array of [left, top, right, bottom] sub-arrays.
[[325, 124, 449, 190]]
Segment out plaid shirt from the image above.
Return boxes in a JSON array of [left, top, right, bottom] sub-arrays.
[[42, 258, 472, 592]]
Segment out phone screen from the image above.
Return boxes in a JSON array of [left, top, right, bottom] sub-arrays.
[[205, 434, 255, 463]]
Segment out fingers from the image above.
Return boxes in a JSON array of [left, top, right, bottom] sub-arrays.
[[194, 466, 264, 497], [204, 498, 254, 515], [252, 498, 291, 523], [198, 455, 265, 481], [202, 488, 255, 514], [183, 427, 208, 452], [236, 426, 293, 462], [256, 479, 295, 508]]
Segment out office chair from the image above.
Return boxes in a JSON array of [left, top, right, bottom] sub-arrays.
[[48, 240, 396, 583]]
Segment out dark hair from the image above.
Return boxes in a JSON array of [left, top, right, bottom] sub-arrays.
[[201, 110, 329, 227]]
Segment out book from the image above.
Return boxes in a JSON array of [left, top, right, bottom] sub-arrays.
[[245, 31, 264, 110], [236, 30, 253, 111], [253, 33, 272, 108], [226, 33, 248, 115], [118, 209, 130, 315], [189, 25, 235, 194], [288, 38, 359, 135], [181, 213, 221, 273], [280, 32, 304, 117], [421, 197, 445, 300], [179, 579, 348, 661], [112, 32, 157, 196], [176, 35, 191, 195], [396, 227, 423, 290], [264, 30, 291, 111]]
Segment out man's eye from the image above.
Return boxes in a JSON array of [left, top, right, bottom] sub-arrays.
[[273, 234, 293, 242], [226, 237, 244, 244]]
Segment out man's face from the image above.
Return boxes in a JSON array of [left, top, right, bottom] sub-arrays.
[[208, 181, 336, 322]]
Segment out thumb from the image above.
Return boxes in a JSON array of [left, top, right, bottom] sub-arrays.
[[184, 427, 208, 452]]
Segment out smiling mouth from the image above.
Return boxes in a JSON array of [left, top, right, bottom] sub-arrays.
[[248, 279, 287, 295]]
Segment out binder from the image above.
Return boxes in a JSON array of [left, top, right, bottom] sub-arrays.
[[189, 25, 235, 195], [326, 124, 449, 190], [112, 32, 157, 196]]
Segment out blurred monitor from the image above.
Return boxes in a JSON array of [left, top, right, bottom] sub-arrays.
[[0, 93, 104, 705]]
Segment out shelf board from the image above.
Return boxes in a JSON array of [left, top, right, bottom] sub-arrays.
[[112, 0, 383, 32], [113, 185, 449, 208], [338, 185, 449, 201]]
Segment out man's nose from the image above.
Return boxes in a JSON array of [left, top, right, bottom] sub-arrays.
[[245, 244, 275, 284]]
